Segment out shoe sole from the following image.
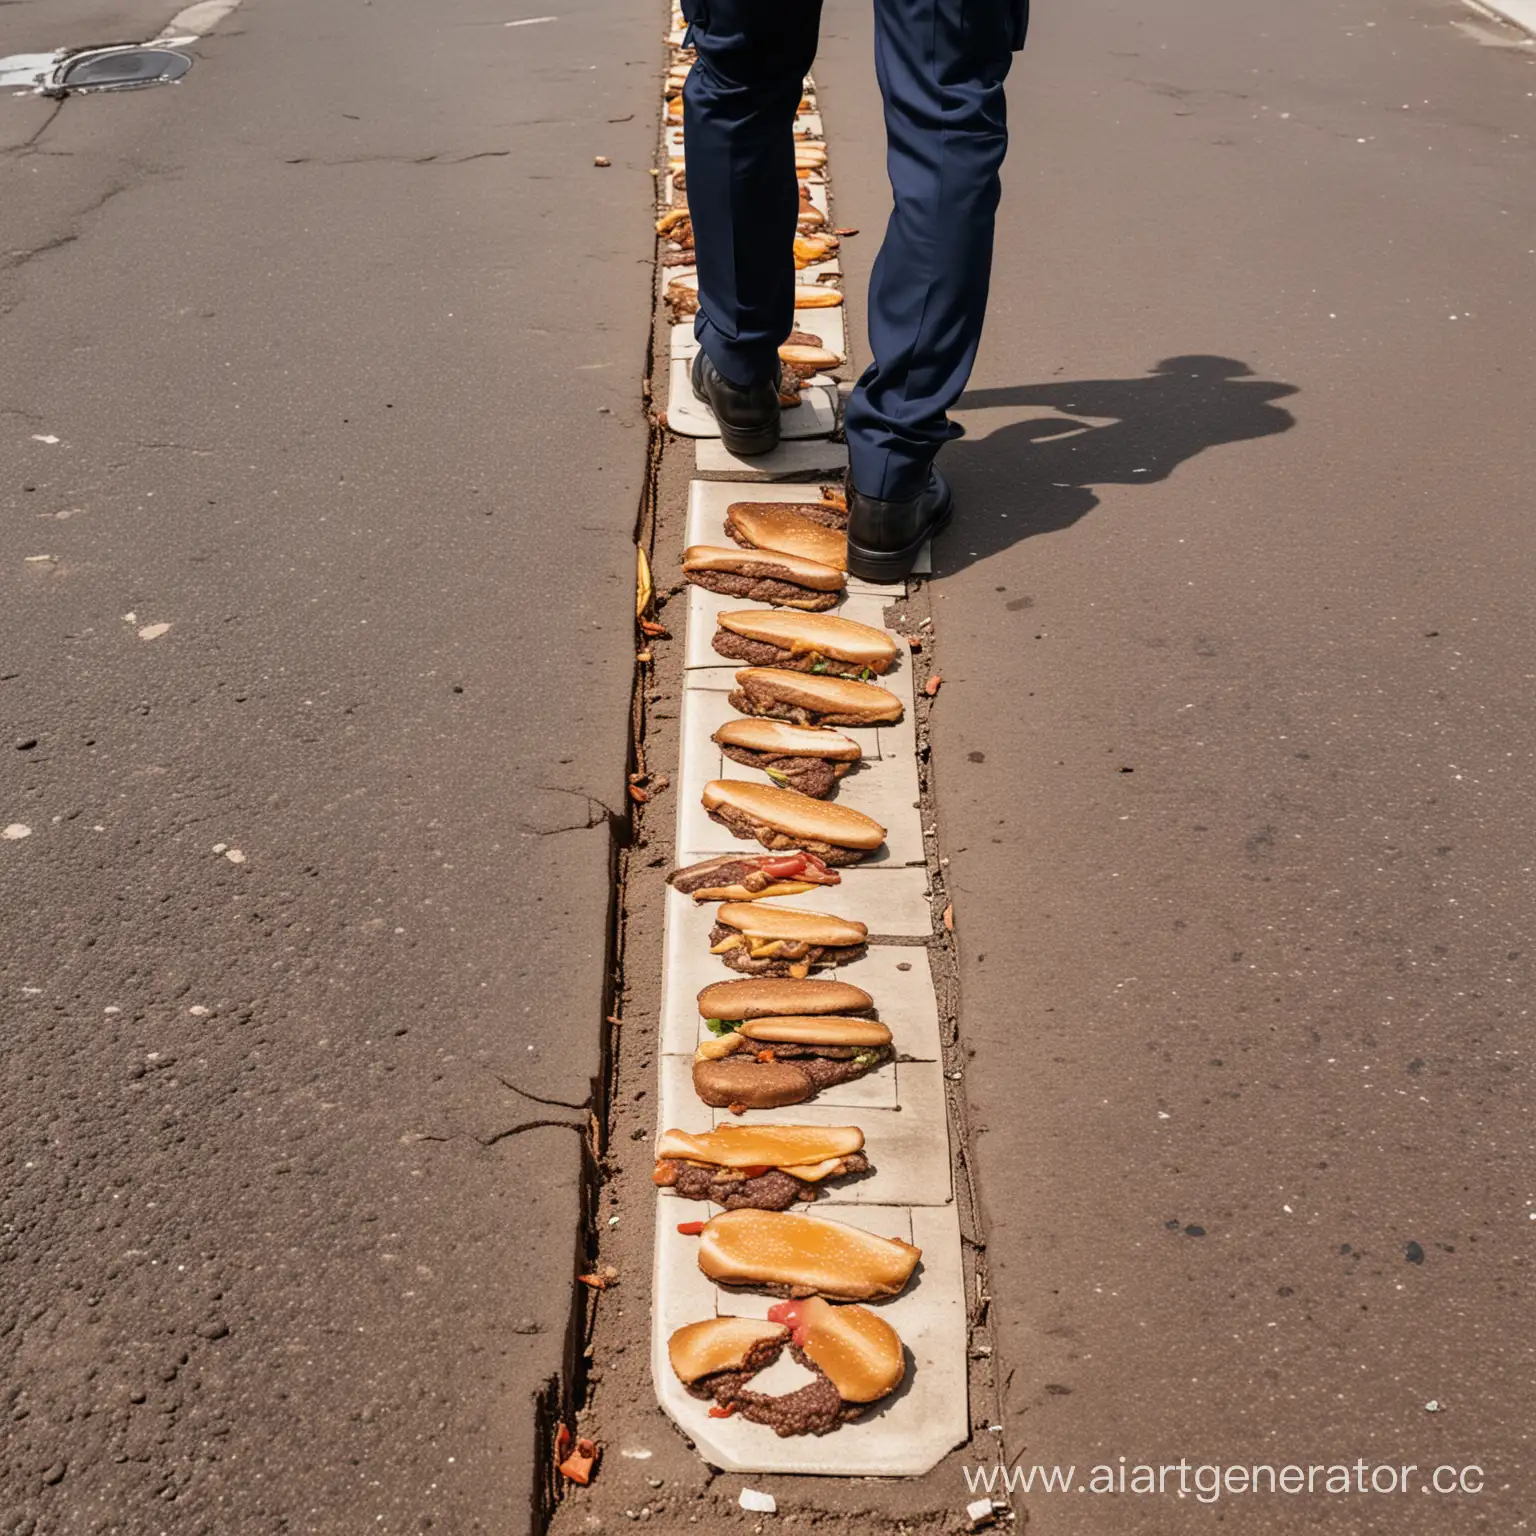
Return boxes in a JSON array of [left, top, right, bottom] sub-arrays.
[[692, 379, 780, 457], [717, 421, 781, 457], [846, 501, 954, 583]]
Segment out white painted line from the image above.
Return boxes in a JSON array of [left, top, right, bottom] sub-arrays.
[[0, 53, 59, 89], [1466, 0, 1536, 37], [158, 0, 245, 37]]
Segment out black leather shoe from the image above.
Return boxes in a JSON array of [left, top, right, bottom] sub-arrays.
[[845, 465, 954, 583], [691, 350, 781, 457]]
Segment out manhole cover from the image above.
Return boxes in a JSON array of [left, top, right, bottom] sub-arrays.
[[49, 46, 192, 95]]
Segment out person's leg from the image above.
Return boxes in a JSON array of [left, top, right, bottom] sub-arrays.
[[845, 0, 1022, 502], [682, 0, 824, 388]]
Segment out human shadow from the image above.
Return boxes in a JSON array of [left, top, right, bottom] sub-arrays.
[[938, 355, 1298, 570]]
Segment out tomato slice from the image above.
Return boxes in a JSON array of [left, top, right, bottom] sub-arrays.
[[676, 1220, 706, 1236], [737, 1165, 770, 1179], [759, 854, 808, 877], [708, 1403, 736, 1418]]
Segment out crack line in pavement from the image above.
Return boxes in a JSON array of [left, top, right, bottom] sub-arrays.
[[491, 1072, 591, 1112]]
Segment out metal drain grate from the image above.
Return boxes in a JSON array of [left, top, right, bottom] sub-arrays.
[[44, 45, 192, 97]]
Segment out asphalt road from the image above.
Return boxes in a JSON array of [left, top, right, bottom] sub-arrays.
[[818, 0, 1535, 1528], [1, 1, 654, 1530]]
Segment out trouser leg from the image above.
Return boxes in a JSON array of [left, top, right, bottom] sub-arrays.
[[845, 0, 1020, 501], [682, 0, 824, 388]]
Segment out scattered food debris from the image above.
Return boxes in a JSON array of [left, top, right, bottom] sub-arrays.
[[834, 226, 859, 236], [578, 1266, 619, 1290], [629, 784, 650, 804], [188, 1006, 210, 1017], [636, 546, 654, 617], [31, 434, 60, 444], [24, 554, 53, 564], [3, 824, 32, 841], [224, 848, 246, 864], [636, 649, 653, 663], [138, 623, 172, 641], [619, 1448, 654, 1460], [594, 155, 611, 167], [739, 1488, 776, 1513], [559, 1436, 600, 1485], [906, 635, 922, 652], [924, 674, 943, 696], [639, 619, 669, 638], [943, 903, 954, 932]]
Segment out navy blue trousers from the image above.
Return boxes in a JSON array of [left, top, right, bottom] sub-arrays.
[[682, 0, 1025, 500]]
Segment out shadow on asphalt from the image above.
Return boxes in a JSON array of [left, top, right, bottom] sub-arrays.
[[939, 355, 1298, 568]]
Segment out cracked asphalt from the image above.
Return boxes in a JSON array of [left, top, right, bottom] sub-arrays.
[[1, 0, 655, 1530]]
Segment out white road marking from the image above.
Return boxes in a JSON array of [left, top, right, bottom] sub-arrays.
[[158, 0, 246, 37]]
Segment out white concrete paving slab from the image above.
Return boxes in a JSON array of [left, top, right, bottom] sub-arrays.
[[650, 1202, 968, 1475], [675, 679, 923, 868], [670, 302, 847, 363], [694, 439, 849, 476], [681, 584, 892, 669], [659, 937, 942, 1059], [667, 357, 838, 440], [680, 478, 927, 589], [653, 1055, 953, 1207]]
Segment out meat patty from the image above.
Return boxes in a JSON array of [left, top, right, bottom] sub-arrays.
[[711, 630, 878, 681], [705, 803, 866, 866], [727, 686, 876, 731], [660, 1152, 869, 1210], [717, 744, 841, 800], [670, 1164, 809, 1210], [686, 1344, 859, 1436], [668, 856, 777, 896], [707, 921, 867, 975], [686, 570, 839, 611]]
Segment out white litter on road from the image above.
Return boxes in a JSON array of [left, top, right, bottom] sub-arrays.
[[138, 622, 171, 641], [738, 1489, 776, 1514], [506, 15, 558, 25], [3, 824, 33, 841]]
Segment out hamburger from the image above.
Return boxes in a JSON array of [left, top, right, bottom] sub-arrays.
[[702, 780, 886, 866], [712, 610, 899, 680], [697, 976, 874, 1026], [667, 849, 841, 902], [726, 502, 848, 572], [707, 902, 868, 977], [778, 333, 843, 385], [712, 718, 861, 800], [693, 1015, 893, 1107], [683, 545, 845, 612], [727, 496, 847, 532], [730, 668, 904, 728], [694, 1208, 921, 1300], [653, 1124, 869, 1209], [668, 1299, 905, 1435]]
